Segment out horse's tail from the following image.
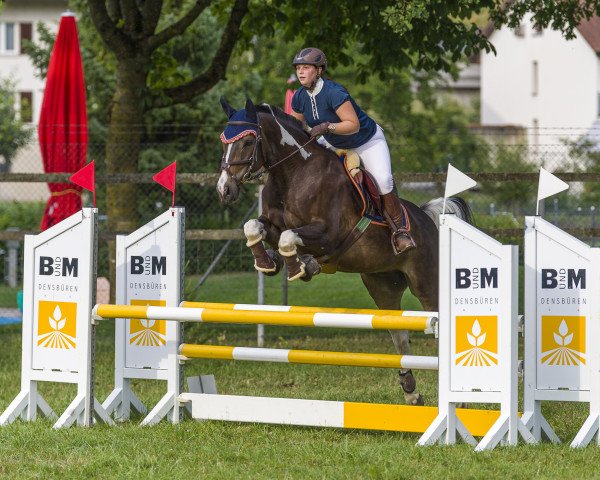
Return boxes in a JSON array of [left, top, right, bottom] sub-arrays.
[[420, 197, 474, 229]]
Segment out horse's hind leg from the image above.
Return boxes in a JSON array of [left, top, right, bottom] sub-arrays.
[[360, 271, 424, 406]]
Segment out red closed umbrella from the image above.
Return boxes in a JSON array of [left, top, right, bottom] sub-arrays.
[[39, 11, 87, 231]]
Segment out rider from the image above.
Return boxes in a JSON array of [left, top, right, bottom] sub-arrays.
[[289, 47, 415, 254]]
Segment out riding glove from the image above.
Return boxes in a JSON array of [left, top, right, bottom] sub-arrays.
[[310, 122, 331, 138]]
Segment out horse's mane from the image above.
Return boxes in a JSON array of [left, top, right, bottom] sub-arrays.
[[257, 103, 308, 137]]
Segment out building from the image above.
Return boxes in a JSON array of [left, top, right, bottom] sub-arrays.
[[480, 14, 600, 164], [0, 0, 68, 201]]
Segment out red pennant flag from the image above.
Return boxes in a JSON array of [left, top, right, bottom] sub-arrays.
[[70, 160, 96, 206], [153, 161, 177, 207]]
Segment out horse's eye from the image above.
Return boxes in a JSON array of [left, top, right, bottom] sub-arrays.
[[243, 139, 254, 148]]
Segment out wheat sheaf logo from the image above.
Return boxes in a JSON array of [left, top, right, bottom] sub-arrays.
[[37, 301, 77, 349], [455, 316, 498, 367], [129, 299, 166, 347], [541, 316, 586, 366]]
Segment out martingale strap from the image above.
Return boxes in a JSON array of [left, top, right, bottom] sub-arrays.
[[316, 216, 372, 266]]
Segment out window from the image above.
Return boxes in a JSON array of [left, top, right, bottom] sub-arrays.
[[532, 61, 539, 96], [19, 91, 33, 123], [19, 23, 32, 54], [5, 22, 15, 51]]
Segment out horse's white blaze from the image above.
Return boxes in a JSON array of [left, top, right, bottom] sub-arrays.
[[278, 229, 303, 254], [217, 169, 230, 197], [244, 219, 265, 246]]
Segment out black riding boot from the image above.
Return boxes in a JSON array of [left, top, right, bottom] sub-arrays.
[[381, 192, 416, 255]]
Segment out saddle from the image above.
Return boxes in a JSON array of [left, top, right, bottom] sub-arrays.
[[336, 150, 386, 226]]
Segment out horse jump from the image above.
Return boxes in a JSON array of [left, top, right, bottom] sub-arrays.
[[7, 205, 600, 450], [91, 300, 502, 439]]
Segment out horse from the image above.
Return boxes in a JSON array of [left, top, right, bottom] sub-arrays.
[[216, 97, 473, 405]]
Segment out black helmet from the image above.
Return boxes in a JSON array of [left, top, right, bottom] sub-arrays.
[[292, 47, 327, 70]]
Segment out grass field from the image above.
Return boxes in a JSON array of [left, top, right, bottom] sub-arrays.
[[0, 272, 599, 479]]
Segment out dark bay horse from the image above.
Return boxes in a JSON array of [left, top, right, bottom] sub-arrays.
[[216, 97, 473, 405]]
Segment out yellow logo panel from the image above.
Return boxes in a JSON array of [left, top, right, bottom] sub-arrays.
[[541, 315, 586, 366], [37, 301, 77, 349], [129, 299, 166, 347], [455, 315, 498, 367]]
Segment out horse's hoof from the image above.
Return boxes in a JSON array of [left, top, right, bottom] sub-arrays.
[[299, 255, 321, 282]]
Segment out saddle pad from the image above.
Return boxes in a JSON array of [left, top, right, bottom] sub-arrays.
[[336, 152, 386, 225]]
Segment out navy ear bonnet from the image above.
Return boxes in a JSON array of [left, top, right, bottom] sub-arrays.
[[220, 109, 259, 144]]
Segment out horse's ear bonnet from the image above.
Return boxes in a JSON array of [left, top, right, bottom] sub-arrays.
[[220, 96, 237, 118], [220, 97, 260, 144]]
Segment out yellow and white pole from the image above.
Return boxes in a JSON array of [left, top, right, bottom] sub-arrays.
[[93, 303, 436, 332], [179, 344, 438, 370]]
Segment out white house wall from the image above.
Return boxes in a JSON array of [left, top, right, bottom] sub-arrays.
[[0, 1, 66, 202], [481, 17, 599, 149], [0, 3, 64, 125]]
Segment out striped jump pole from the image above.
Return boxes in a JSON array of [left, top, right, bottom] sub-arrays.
[[178, 393, 501, 437], [92, 304, 437, 334], [181, 301, 437, 334], [179, 344, 438, 370]]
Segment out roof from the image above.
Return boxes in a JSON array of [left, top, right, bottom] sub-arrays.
[[577, 16, 600, 53], [481, 14, 600, 54]]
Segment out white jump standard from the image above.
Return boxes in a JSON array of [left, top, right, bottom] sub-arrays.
[[102, 208, 185, 425], [418, 214, 535, 451], [523, 216, 600, 447], [0, 208, 113, 428]]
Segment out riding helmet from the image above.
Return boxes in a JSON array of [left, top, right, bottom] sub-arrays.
[[292, 47, 327, 70]]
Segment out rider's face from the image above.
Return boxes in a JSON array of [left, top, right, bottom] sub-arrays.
[[295, 64, 320, 88]]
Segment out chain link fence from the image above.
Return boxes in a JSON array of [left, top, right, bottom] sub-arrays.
[[2, 127, 600, 293]]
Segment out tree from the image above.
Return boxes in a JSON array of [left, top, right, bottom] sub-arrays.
[[0, 79, 33, 173], [73, 0, 600, 233]]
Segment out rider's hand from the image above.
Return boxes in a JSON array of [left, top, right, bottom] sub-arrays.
[[310, 122, 331, 138]]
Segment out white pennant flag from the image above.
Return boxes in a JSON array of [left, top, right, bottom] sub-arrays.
[[443, 164, 477, 213], [537, 167, 569, 215]]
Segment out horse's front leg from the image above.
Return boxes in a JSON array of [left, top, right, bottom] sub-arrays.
[[243, 218, 283, 276], [278, 224, 327, 281]]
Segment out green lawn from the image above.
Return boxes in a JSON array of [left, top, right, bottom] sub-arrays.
[[0, 272, 598, 479]]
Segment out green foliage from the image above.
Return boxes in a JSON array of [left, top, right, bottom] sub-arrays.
[[0, 202, 45, 230], [244, 0, 600, 80], [486, 145, 539, 214], [0, 79, 33, 173], [565, 138, 600, 205], [22, 23, 54, 80]]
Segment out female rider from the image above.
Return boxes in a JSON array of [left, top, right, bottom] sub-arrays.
[[289, 47, 415, 254]]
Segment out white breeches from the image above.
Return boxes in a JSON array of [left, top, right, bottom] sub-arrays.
[[318, 125, 394, 194]]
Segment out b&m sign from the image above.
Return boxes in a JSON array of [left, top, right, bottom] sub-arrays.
[[450, 236, 505, 392]]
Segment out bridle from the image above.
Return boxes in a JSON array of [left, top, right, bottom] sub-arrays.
[[220, 115, 316, 183], [220, 120, 264, 183]]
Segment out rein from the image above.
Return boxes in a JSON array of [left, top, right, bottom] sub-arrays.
[[268, 136, 316, 170]]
